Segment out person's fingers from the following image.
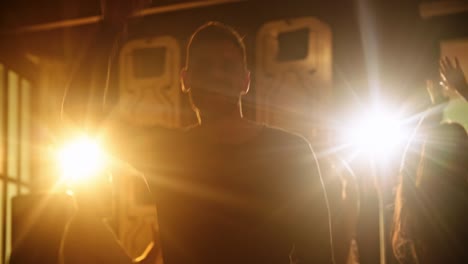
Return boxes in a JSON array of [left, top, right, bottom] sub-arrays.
[[455, 57, 461, 70], [440, 67, 446, 77], [426, 80, 434, 90], [440, 59, 448, 73], [445, 56, 454, 69], [439, 81, 448, 91], [427, 80, 447, 105], [440, 71, 447, 83], [440, 66, 447, 83]]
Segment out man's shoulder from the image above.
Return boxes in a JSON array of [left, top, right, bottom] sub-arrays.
[[261, 126, 322, 190], [104, 117, 176, 140], [260, 125, 312, 151]]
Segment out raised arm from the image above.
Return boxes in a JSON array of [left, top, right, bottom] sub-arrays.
[[61, 0, 150, 130], [440, 56, 468, 101]]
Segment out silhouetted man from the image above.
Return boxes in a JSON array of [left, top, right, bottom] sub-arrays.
[[146, 22, 334, 264], [61, 2, 334, 262]]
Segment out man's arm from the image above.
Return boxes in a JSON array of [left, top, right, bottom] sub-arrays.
[[61, 0, 151, 130], [61, 22, 123, 129], [289, 142, 334, 264], [408, 56, 467, 164]]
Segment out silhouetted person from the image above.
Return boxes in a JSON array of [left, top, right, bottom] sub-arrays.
[[59, 1, 159, 263], [140, 21, 334, 264], [392, 57, 468, 263], [61, 1, 334, 263], [320, 156, 360, 264], [59, 171, 158, 264]]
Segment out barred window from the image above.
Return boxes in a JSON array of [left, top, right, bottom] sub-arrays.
[[0, 64, 32, 263]]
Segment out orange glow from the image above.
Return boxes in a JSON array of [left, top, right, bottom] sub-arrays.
[[56, 136, 107, 184]]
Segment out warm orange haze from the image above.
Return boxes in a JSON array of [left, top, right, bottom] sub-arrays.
[[0, 1, 467, 264]]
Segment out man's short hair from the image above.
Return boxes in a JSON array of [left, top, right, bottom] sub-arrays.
[[186, 21, 247, 67]]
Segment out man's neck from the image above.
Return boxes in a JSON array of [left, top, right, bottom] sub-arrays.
[[197, 111, 262, 144]]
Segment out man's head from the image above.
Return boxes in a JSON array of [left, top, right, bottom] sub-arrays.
[[181, 21, 250, 121]]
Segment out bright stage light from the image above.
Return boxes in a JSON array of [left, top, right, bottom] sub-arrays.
[[343, 107, 408, 158], [56, 136, 107, 184]]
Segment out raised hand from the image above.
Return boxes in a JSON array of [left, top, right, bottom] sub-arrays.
[[440, 56, 468, 100], [426, 80, 448, 105]]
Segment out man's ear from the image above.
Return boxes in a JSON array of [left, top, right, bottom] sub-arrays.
[[241, 70, 251, 96], [180, 68, 190, 93]]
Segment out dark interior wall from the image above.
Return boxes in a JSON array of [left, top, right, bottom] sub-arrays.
[[1, 2, 468, 264], [369, 1, 468, 114], [0, 0, 203, 29], [2, 0, 468, 119], [3, 0, 367, 123], [125, 0, 368, 120], [115, 0, 445, 120], [0, 0, 99, 28]]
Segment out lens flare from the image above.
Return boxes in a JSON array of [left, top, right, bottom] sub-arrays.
[[56, 136, 106, 184], [343, 108, 408, 158]]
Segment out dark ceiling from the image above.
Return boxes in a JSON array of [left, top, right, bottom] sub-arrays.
[[0, 0, 201, 30]]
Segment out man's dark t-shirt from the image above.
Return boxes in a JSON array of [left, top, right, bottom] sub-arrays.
[[144, 126, 333, 264]]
